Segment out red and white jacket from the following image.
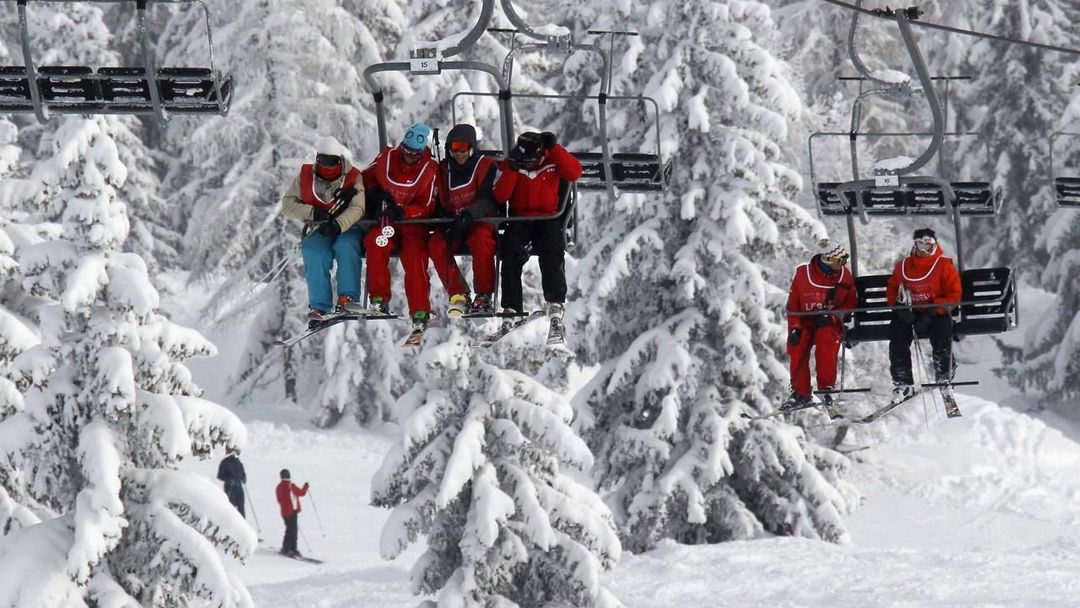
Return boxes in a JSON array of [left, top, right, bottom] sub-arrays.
[[886, 245, 962, 314], [362, 146, 439, 220], [439, 155, 497, 216], [786, 255, 858, 330], [276, 481, 308, 518], [492, 144, 582, 216]]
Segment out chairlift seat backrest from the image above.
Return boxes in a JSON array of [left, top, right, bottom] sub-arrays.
[[1055, 177, 1080, 207], [575, 151, 671, 193], [844, 268, 1016, 343], [816, 180, 1001, 216]]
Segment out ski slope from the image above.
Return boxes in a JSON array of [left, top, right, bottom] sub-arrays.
[[186, 392, 1080, 607]]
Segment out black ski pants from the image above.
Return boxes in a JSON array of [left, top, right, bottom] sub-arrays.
[[499, 218, 566, 311], [889, 311, 954, 385], [283, 514, 298, 553], [224, 482, 245, 517]]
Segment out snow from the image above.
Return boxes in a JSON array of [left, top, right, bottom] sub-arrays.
[[874, 156, 915, 172], [187, 390, 1080, 607], [870, 69, 912, 84]]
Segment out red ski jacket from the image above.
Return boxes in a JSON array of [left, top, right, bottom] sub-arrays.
[[885, 245, 962, 314], [276, 480, 308, 518], [362, 146, 439, 219], [786, 255, 858, 330], [492, 144, 582, 216]]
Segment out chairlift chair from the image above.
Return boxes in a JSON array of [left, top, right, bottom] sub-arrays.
[[801, 4, 1017, 341], [1049, 131, 1080, 207], [0, 0, 232, 124]]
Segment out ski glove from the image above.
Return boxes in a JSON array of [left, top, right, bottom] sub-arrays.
[[331, 186, 358, 211], [813, 313, 832, 328], [787, 327, 802, 347], [507, 148, 526, 171], [319, 220, 342, 237], [312, 207, 330, 222], [446, 209, 474, 243], [540, 131, 557, 150], [383, 201, 406, 223]]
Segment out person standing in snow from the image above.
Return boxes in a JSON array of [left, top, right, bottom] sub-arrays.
[[361, 122, 439, 334], [492, 131, 582, 342], [280, 136, 366, 328], [275, 469, 309, 558], [885, 227, 962, 416], [216, 447, 247, 517], [428, 124, 499, 316], [783, 238, 857, 411]]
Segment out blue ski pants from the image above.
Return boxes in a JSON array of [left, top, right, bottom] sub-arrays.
[[300, 225, 364, 312]]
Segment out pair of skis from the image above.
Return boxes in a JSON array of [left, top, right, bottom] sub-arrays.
[[746, 382, 969, 423], [471, 311, 568, 350], [274, 310, 398, 348]]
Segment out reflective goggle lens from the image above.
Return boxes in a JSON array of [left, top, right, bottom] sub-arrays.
[[316, 154, 341, 167], [914, 237, 936, 252], [449, 141, 471, 153]]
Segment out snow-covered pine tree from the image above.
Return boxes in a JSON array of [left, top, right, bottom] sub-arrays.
[[372, 328, 621, 607], [0, 114, 254, 607], [565, 0, 857, 551], [162, 0, 406, 410]]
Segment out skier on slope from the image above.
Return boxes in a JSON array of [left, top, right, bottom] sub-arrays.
[[428, 124, 499, 317], [885, 227, 962, 417], [782, 238, 857, 411], [216, 447, 247, 517], [492, 131, 582, 343], [361, 123, 439, 334], [280, 136, 366, 328], [275, 469, 309, 558]]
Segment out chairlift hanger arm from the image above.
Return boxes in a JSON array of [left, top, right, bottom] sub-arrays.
[[820, 0, 1080, 57]]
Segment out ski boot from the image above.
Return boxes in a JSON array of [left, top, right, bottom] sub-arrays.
[[335, 295, 354, 314], [779, 392, 814, 412], [470, 293, 494, 314], [889, 383, 915, 405], [404, 311, 429, 348], [819, 388, 841, 420], [547, 303, 565, 346], [307, 308, 329, 330], [940, 385, 961, 418], [367, 296, 390, 316], [448, 294, 469, 318]]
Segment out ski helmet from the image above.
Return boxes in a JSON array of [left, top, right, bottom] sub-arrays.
[[280, 469, 291, 479]]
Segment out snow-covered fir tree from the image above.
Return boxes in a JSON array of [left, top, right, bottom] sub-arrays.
[[372, 329, 621, 607], [0, 114, 254, 607], [163, 0, 407, 410], [563, 0, 857, 551]]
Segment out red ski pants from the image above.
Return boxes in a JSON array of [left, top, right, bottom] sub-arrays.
[[787, 323, 843, 398], [364, 224, 430, 315], [428, 223, 497, 296]]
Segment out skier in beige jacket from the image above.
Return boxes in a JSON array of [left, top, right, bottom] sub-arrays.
[[280, 136, 366, 327]]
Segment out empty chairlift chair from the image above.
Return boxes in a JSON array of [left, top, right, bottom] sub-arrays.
[[0, 0, 233, 123]]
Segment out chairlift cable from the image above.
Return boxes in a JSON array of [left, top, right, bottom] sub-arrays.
[[820, 0, 1080, 57]]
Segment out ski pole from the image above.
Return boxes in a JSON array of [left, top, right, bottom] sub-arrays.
[[242, 482, 262, 536], [299, 526, 312, 553], [306, 490, 327, 538]]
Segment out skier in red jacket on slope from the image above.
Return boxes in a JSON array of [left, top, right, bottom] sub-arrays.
[[361, 122, 439, 334], [783, 238, 857, 411], [275, 469, 309, 558], [492, 131, 582, 343]]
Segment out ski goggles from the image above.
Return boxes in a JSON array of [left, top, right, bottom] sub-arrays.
[[449, 141, 472, 153], [399, 144, 423, 159], [315, 153, 341, 167], [913, 236, 937, 253], [822, 251, 849, 266]]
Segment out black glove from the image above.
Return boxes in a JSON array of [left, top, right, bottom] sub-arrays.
[[312, 207, 330, 222], [446, 209, 474, 243], [540, 131, 557, 150], [787, 327, 802, 347], [383, 201, 406, 223], [813, 313, 832, 328], [319, 220, 341, 237], [331, 186, 358, 208], [507, 148, 526, 171]]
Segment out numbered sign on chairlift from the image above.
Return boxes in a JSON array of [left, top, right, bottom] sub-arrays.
[[409, 48, 440, 74], [875, 174, 900, 188]]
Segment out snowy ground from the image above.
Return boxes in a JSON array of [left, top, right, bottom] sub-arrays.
[[185, 391, 1080, 607]]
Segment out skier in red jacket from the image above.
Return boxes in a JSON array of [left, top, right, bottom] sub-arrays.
[[428, 123, 498, 316], [492, 131, 582, 343], [361, 123, 439, 334], [885, 227, 963, 416], [783, 238, 857, 411], [275, 469, 309, 558]]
